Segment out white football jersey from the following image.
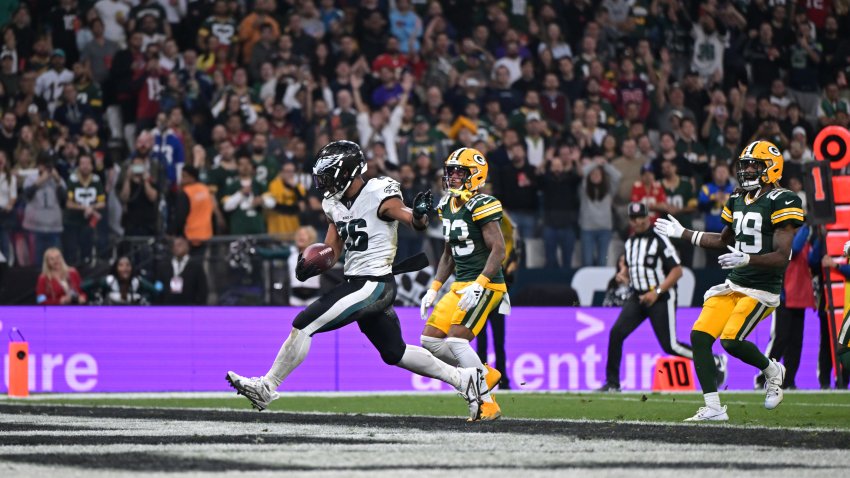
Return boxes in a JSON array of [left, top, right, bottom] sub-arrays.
[[322, 177, 401, 277]]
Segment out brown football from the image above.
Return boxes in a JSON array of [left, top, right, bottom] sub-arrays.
[[302, 243, 335, 272]]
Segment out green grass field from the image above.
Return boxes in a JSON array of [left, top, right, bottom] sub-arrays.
[[9, 391, 850, 430]]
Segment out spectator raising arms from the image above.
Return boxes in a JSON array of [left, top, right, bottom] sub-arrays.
[[580, 158, 622, 267], [266, 161, 306, 238], [539, 152, 581, 269], [119, 155, 159, 237], [221, 154, 273, 235], [23, 155, 66, 268]]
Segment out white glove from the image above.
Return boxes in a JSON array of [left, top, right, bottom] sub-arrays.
[[654, 214, 685, 239], [420, 289, 437, 321], [457, 282, 485, 311], [718, 245, 750, 269], [844, 240, 850, 259]]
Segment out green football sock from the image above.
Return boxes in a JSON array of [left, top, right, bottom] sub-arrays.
[[720, 339, 770, 370], [690, 330, 718, 394]]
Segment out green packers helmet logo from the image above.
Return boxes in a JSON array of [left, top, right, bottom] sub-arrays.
[[472, 154, 486, 166]]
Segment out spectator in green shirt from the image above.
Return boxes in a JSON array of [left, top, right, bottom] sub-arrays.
[[221, 154, 273, 235], [64, 154, 105, 265]]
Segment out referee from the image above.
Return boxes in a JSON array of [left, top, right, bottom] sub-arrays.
[[598, 202, 692, 391]]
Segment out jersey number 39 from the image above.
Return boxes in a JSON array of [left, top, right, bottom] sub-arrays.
[[732, 211, 763, 254], [442, 219, 475, 256]]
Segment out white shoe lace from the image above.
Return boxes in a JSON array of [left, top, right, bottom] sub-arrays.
[[243, 376, 276, 402], [765, 376, 782, 399]]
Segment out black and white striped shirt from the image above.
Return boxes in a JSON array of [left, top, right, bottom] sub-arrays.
[[624, 231, 681, 294]]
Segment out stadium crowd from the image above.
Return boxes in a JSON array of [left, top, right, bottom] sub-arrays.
[[0, 0, 847, 289]]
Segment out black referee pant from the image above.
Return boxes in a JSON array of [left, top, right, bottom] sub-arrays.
[[476, 311, 509, 388], [604, 292, 693, 387], [761, 306, 804, 389]]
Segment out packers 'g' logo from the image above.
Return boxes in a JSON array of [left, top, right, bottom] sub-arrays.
[[767, 145, 781, 157], [472, 154, 486, 166]]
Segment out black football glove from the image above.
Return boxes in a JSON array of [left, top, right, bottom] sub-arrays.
[[295, 254, 322, 282], [412, 189, 432, 221]]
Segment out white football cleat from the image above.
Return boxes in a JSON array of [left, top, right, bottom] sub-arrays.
[[226, 371, 279, 411], [684, 405, 729, 422], [455, 367, 484, 421], [764, 360, 786, 410]]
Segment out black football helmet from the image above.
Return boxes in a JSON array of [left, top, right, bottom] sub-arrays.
[[312, 140, 367, 199]]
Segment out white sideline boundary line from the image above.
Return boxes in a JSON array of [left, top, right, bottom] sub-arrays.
[[2, 389, 847, 398], [1, 400, 847, 434], [2, 390, 849, 408]]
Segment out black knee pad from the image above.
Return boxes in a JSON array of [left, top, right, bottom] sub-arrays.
[[379, 342, 406, 365], [720, 338, 742, 354], [292, 309, 313, 331], [690, 330, 715, 348]]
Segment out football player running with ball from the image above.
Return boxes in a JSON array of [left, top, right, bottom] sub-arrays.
[[420, 147, 509, 421], [227, 141, 487, 419], [655, 140, 804, 421]]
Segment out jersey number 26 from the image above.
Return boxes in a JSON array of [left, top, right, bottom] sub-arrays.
[[336, 219, 369, 252]]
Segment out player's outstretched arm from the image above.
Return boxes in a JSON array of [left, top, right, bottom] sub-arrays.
[[683, 226, 735, 250], [655, 214, 734, 250], [379, 195, 430, 231]]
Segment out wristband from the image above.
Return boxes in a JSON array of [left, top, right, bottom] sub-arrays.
[[430, 280, 443, 291], [475, 274, 491, 287], [690, 231, 704, 246]]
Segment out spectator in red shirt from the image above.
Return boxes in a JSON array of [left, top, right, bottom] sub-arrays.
[[36, 247, 86, 305], [371, 36, 408, 73], [540, 72, 570, 136], [616, 57, 650, 120], [630, 163, 667, 224], [136, 47, 166, 131]]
